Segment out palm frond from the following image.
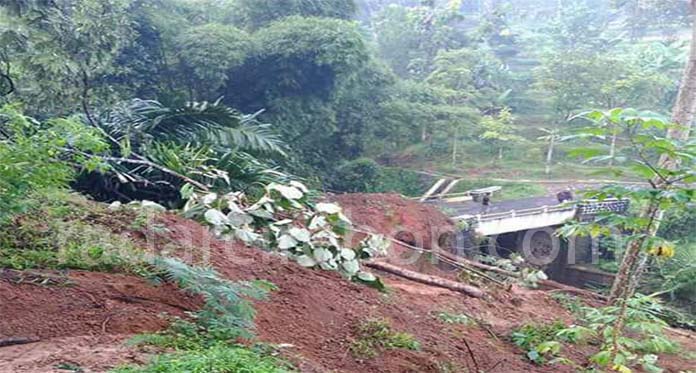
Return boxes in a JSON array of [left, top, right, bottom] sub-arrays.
[[98, 99, 286, 155]]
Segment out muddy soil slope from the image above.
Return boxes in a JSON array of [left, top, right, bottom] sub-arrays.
[[1, 194, 694, 372]]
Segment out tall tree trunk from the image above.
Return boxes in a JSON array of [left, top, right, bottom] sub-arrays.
[[452, 125, 459, 166], [545, 134, 555, 175], [663, 4, 696, 151], [608, 3, 696, 303], [608, 131, 617, 167]]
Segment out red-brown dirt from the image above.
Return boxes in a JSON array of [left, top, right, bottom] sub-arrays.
[[330, 193, 461, 277], [0, 335, 147, 373], [0, 270, 199, 340], [0, 270, 200, 372], [155, 212, 578, 372], [1, 193, 695, 372]]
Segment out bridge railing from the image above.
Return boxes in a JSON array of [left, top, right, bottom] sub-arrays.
[[454, 198, 630, 226], [454, 204, 575, 225]]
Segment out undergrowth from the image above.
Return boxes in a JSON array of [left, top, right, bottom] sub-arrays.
[[350, 319, 421, 359], [112, 342, 290, 373], [120, 318, 293, 372], [515, 294, 681, 371], [436, 311, 474, 325], [115, 259, 290, 372], [0, 191, 153, 276], [151, 257, 275, 340], [511, 321, 575, 365]]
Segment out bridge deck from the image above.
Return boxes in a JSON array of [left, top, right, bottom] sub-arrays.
[[433, 196, 561, 217]]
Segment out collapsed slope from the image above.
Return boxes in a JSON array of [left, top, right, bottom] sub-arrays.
[[1, 193, 694, 372]]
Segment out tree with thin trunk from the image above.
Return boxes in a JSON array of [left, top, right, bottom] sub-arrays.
[[609, 1, 696, 304], [559, 6, 695, 369], [561, 107, 694, 370], [538, 126, 561, 175]]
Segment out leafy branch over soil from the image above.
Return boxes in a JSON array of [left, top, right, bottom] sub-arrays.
[[183, 181, 390, 287]]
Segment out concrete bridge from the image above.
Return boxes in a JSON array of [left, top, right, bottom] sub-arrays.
[[448, 198, 630, 236], [420, 179, 629, 236], [421, 180, 630, 288]]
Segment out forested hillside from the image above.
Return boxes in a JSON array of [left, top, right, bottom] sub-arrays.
[[1, 0, 690, 199]]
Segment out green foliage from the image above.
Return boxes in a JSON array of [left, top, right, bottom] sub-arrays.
[[373, 2, 466, 79], [647, 240, 696, 314], [511, 321, 572, 365], [151, 257, 273, 340], [0, 106, 107, 222], [479, 107, 523, 159], [89, 99, 286, 204], [0, 191, 154, 276], [234, 0, 356, 29], [1, 0, 690, 189], [0, 0, 136, 114], [112, 342, 290, 373], [102, 99, 284, 155], [436, 311, 473, 325], [183, 181, 389, 288], [372, 166, 431, 197], [543, 295, 681, 371], [175, 24, 252, 100], [350, 319, 420, 359], [332, 158, 381, 193], [580, 295, 679, 371], [120, 262, 289, 372], [329, 160, 432, 196], [254, 16, 368, 76], [617, 0, 691, 39], [560, 109, 695, 245], [426, 47, 512, 110], [550, 293, 586, 316]]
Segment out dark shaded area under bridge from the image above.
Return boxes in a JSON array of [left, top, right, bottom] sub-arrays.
[[433, 196, 561, 217]]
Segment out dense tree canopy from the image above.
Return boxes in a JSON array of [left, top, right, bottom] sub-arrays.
[[0, 0, 690, 191], [234, 0, 357, 29]]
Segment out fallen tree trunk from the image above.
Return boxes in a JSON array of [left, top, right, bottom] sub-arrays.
[[351, 226, 606, 301], [365, 261, 485, 298], [0, 337, 40, 348]]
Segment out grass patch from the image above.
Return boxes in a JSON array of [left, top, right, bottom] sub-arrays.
[[112, 343, 290, 373], [350, 319, 420, 359], [120, 315, 292, 372], [0, 192, 154, 276], [115, 261, 289, 372], [435, 311, 473, 325]]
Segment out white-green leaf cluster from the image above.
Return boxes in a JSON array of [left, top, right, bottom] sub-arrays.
[[183, 181, 387, 286]]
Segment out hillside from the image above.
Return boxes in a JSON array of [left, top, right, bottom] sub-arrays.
[[1, 194, 694, 373]]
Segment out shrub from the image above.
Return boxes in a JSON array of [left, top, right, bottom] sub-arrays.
[[332, 158, 381, 193], [0, 105, 106, 223], [112, 343, 290, 373], [331, 160, 431, 196], [120, 260, 287, 372], [511, 321, 569, 365], [152, 257, 274, 340], [350, 319, 420, 359]]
